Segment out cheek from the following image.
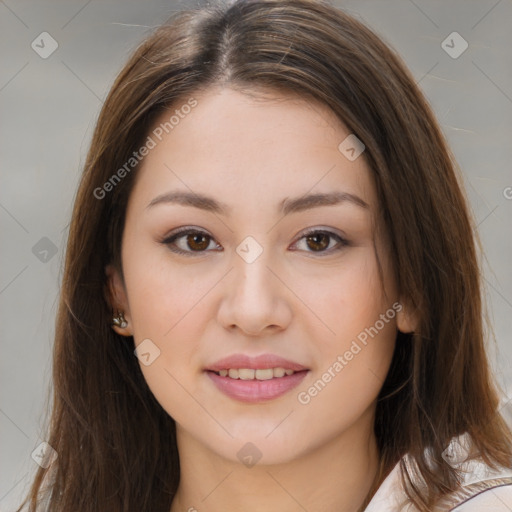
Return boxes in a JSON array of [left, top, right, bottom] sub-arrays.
[[294, 290, 397, 452], [121, 246, 220, 422], [298, 247, 393, 344], [294, 248, 397, 410], [123, 241, 212, 339]]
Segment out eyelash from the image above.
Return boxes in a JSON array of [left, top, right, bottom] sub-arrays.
[[160, 227, 349, 257]]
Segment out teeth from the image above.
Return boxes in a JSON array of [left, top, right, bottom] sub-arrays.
[[255, 369, 274, 380], [216, 367, 296, 379], [239, 368, 255, 380], [273, 367, 285, 378]]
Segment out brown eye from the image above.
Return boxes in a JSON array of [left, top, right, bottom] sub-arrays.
[[292, 229, 348, 255], [162, 228, 220, 256], [305, 232, 330, 252], [185, 232, 210, 251]]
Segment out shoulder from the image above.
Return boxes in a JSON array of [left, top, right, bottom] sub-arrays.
[[451, 481, 512, 511], [447, 452, 512, 510], [432, 448, 512, 511], [364, 435, 512, 512]]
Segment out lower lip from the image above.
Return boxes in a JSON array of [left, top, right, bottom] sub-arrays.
[[206, 370, 309, 403]]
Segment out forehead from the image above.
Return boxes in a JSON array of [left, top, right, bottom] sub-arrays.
[[128, 86, 376, 214]]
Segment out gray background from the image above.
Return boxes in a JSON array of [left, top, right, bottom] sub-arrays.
[[1, 0, 511, 509]]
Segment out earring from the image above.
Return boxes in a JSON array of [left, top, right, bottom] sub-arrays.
[[112, 311, 128, 329]]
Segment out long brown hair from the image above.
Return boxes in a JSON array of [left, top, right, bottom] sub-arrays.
[[19, 0, 512, 510]]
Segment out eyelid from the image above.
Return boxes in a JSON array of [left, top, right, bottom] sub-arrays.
[[161, 226, 210, 240], [295, 226, 348, 243]]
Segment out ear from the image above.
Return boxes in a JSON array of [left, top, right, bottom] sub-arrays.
[[105, 264, 133, 336], [396, 298, 419, 334]]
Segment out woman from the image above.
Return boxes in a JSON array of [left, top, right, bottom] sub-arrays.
[[19, 0, 512, 510]]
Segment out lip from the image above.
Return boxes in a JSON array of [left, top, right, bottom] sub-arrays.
[[205, 353, 309, 403], [205, 353, 308, 372]]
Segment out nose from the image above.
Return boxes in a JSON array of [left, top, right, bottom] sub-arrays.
[[216, 248, 293, 337]]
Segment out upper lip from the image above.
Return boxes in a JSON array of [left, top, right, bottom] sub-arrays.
[[205, 353, 308, 372]]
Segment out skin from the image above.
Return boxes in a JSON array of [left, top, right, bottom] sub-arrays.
[[107, 86, 416, 512]]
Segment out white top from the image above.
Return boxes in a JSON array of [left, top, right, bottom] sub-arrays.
[[365, 436, 512, 511]]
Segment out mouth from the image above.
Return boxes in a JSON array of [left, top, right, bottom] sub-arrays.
[[205, 354, 309, 403]]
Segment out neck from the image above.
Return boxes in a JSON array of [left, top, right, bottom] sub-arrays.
[[170, 408, 380, 512]]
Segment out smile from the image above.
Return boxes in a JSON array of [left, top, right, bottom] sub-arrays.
[[205, 353, 309, 403]]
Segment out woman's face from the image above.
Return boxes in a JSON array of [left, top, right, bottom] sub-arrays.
[[108, 86, 412, 465]]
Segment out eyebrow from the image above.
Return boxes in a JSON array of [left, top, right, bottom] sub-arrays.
[[146, 190, 369, 215]]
